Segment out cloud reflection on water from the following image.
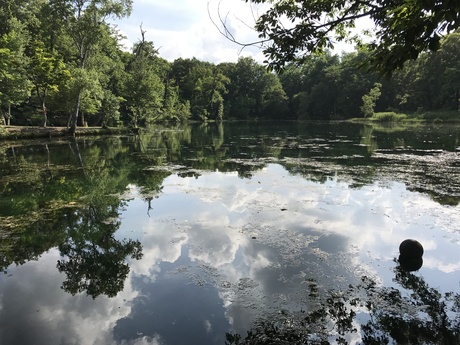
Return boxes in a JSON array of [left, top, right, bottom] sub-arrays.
[[118, 163, 460, 342], [0, 250, 143, 345], [1, 163, 459, 345]]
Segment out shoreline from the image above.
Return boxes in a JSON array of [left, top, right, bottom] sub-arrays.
[[0, 126, 131, 140]]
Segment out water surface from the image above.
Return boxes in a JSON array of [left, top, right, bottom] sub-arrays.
[[1, 122, 459, 344]]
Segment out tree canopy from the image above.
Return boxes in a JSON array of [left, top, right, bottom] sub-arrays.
[[244, 0, 460, 73], [0, 0, 459, 126]]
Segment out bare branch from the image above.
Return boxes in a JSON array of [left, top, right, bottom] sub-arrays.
[[207, 1, 271, 52]]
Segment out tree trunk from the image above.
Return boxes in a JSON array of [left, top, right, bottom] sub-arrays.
[[70, 90, 81, 136], [80, 111, 86, 127], [207, 71, 217, 118], [42, 100, 47, 128], [38, 87, 48, 127], [7, 104, 11, 125], [163, 75, 170, 109]]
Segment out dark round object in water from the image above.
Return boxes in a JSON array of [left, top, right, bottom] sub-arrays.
[[399, 239, 424, 258], [398, 255, 423, 271]]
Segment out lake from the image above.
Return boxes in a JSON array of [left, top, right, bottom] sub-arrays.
[[1, 121, 459, 345]]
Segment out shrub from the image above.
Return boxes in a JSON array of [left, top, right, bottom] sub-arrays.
[[371, 112, 409, 122]]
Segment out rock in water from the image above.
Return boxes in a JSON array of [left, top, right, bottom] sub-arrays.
[[399, 239, 424, 258]]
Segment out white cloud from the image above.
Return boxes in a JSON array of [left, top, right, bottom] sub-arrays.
[[112, 0, 270, 63], [112, 0, 374, 63]]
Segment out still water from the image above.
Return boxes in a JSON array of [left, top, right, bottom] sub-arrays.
[[0, 122, 459, 344]]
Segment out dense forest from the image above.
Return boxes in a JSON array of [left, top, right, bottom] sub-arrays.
[[1, 0, 459, 130]]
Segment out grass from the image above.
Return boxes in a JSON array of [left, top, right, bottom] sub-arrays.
[[416, 110, 460, 122], [350, 110, 460, 123], [370, 112, 412, 122]]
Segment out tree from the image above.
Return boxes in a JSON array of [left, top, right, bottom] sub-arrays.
[[361, 82, 382, 117], [279, 53, 342, 120], [259, 71, 288, 119], [0, 0, 44, 38], [0, 18, 31, 125], [220, 56, 286, 120], [125, 36, 164, 127], [162, 80, 192, 123], [191, 68, 229, 122], [241, 0, 460, 73], [100, 89, 124, 126], [335, 51, 380, 117], [84, 25, 129, 127], [28, 40, 70, 127], [79, 70, 105, 126], [431, 32, 460, 111], [50, 0, 132, 134], [171, 58, 228, 122]]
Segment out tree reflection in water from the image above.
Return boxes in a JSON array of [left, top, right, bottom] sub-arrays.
[[56, 192, 143, 299], [56, 224, 142, 299], [225, 260, 460, 345]]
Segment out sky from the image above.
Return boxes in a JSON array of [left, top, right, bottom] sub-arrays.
[[112, 0, 361, 64], [111, 0, 271, 63]]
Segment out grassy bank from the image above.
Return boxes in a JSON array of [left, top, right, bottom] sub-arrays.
[[351, 110, 460, 123], [0, 126, 131, 140]]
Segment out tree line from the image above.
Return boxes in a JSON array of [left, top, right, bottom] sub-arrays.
[[1, 0, 459, 131]]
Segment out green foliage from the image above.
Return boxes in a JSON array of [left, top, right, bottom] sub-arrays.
[[125, 40, 164, 127], [100, 89, 124, 126], [279, 53, 366, 120], [417, 110, 460, 122], [0, 17, 32, 124], [171, 58, 229, 122], [28, 40, 71, 126], [245, 0, 460, 74], [220, 56, 287, 120], [1, 0, 459, 126], [361, 82, 382, 118], [50, 0, 133, 133], [371, 112, 410, 122], [162, 83, 192, 123]]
